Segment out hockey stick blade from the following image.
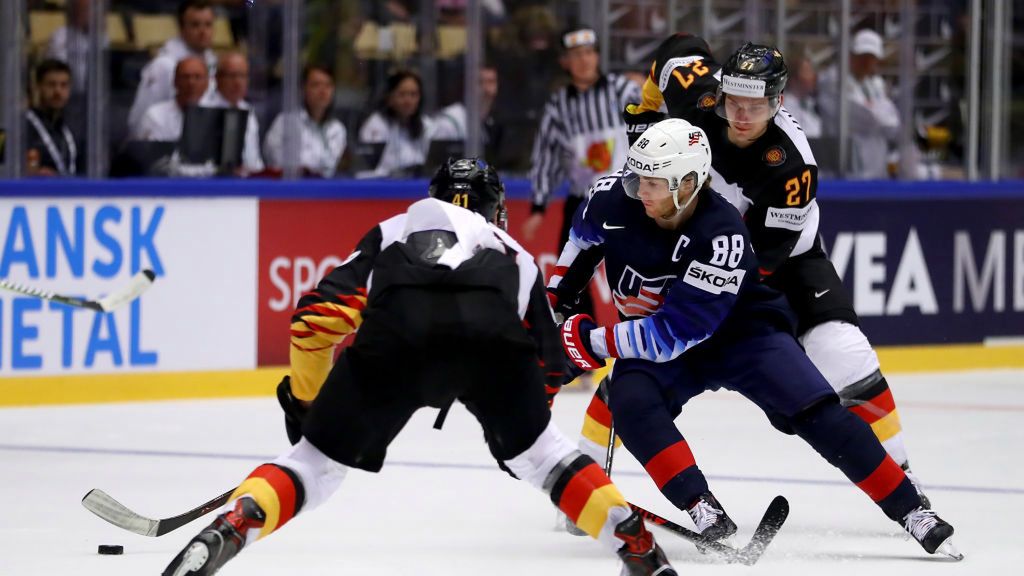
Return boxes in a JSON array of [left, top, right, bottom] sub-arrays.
[[95, 269, 157, 312], [82, 487, 233, 537], [0, 269, 155, 312], [630, 495, 789, 565]]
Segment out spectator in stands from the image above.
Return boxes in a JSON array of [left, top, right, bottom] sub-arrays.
[[46, 0, 105, 95], [263, 65, 347, 178], [818, 28, 901, 179], [204, 51, 264, 174], [432, 63, 504, 167], [134, 56, 209, 141], [25, 59, 83, 177], [782, 54, 822, 139], [357, 68, 435, 177], [128, 0, 217, 135]]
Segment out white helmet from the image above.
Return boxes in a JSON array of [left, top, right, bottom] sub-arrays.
[[623, 118, 712, 212]]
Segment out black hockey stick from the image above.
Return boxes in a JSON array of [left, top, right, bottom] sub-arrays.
[[0, 269, 156, 312], [629, 495, 789, 565], [82, 487, 233, 537], [606, 410, 787, 565]]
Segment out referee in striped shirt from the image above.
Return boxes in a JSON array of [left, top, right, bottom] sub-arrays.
[[522, 27, 640, 316]]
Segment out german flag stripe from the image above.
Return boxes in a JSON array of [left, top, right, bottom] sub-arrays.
[[644, 440, 697, 489], [870, 410, 903, 443], [849, 387, 897, 424], [548, 456, 591, 509], [855, 455, 906, 502], [575, 484, 628, 536], [585, 394, 612, 428], [303, 321, 346, 336], [556, 462, 613, 523], [232, 464, 302, 538]]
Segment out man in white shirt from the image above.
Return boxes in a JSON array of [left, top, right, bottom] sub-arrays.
[[818, 28, 901, 179], [134, 56, 209, 141], [127, 0, 217, 135], [203, 51, 264, 173], [263, 65, 347, 177]]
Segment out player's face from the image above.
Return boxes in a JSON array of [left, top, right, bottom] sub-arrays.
[[636, 176, 692, 219], [724, 94, 772, 144]]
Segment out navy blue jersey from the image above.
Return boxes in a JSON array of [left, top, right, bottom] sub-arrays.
[[638, 34, 822, 278], [548, 171, 793, 363]]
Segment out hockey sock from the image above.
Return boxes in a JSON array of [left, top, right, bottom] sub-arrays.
[[579, 387, 622, 458], [839, 371, 910, 468], [791, 398, 921, 521], [641, 439, 709, 512], [545, 453, 633, 551], [503, 421, 631, 552], [231, 463, 305, 540]]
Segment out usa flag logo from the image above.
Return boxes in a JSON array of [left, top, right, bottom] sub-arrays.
[[688, 131, 702, 145], [613, 266, 676, 317]]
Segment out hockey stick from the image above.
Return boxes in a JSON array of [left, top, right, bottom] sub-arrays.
[[0, 269, 156, 312], [629, 496, 789, 566], [605, 399, 787, 565], [82, 487, 233, 537]]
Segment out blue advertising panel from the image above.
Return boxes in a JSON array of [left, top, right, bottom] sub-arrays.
[[818, 195, 1024, 346]]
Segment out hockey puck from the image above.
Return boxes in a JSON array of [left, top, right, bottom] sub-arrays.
[[97, 544, 124, 555]]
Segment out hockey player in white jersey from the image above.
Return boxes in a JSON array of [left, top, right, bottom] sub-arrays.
[[162, 158, 677, 576]]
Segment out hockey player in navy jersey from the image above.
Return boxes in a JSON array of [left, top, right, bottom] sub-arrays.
[[618, 34, 933, 508], [551, 119, 960, 559], [162, 159, 677, 576]]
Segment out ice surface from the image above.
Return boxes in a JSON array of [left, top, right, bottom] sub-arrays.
[[1, 369, 1021, 575]]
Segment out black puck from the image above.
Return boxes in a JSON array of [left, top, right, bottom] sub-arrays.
[[98, 544, 124, 555]]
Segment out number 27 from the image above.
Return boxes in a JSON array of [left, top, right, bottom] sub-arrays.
[[785, 169, 813, 206]]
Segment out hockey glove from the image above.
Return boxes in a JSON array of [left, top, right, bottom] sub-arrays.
[[622, 104, 667, 147], [276, 375, 308, 445], [561, 314, 604, 372]]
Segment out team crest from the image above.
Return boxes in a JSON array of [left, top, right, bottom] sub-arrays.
[[697, 92, 717, 111], [763, 146, 786, 167], [613, 266, 675, 317]]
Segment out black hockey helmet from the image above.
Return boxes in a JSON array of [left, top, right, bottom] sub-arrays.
[[715, 42, 788, 122], [428, 157, 508, 230]]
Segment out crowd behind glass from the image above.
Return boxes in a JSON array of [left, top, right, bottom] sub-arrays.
[[2, 0, 1021, 181]]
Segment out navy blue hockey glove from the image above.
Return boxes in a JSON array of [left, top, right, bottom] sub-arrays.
[[276, 375, 308, 445], [623, 103, 667, 147], [561, 314, 604, 371]]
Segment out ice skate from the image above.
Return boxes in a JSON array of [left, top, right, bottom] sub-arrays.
[[902, 506, 963, 561], [687, 492, 737, 541], [901, 463, 932, 508], [614, 511, 677, 576], [163, 497, 266, 575]]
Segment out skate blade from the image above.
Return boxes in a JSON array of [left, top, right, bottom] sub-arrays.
[[170, 542, 210, 576], [935, 537, 964, 561]]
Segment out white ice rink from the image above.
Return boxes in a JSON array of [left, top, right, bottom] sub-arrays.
[[2, 369, 1022, 575]]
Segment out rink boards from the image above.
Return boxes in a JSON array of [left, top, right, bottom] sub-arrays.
[[0, 179, 1022, 401]]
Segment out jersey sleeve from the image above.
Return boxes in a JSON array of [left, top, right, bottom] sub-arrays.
[[745, 163, 820, 277], [288, 225, 381, 401], [637, 33, 719, 118], [545, 175, 616, 313], [595, 217, 755, 363]]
